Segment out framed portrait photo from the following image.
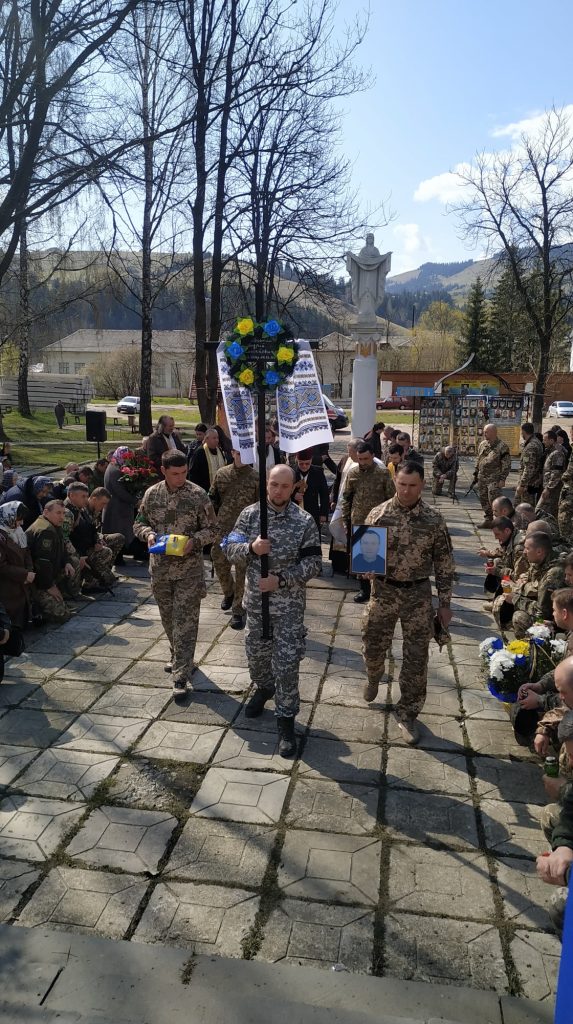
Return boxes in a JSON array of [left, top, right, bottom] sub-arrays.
[[351, 526, 388, 576]]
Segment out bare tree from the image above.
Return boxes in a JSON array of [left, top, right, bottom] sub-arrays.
[[454, 108, 573, 426], [87, 346, 142, 401]]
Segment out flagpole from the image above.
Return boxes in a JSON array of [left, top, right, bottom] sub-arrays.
[[256, 382, 271, 639]]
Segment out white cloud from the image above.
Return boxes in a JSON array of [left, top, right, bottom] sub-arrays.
[[413, 163, 472, 204], [491, 104, 573, 141], [391, 222, 436, 273]]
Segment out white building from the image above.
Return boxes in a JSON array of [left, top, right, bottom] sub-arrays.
[[42, 329, 195, 396]]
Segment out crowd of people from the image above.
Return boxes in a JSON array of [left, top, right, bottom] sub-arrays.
[[0, 408, 571, 945]]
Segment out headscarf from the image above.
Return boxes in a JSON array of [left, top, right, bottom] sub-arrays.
[[32, 476, 52, 495], [0, 501, 28, 547], [112, 446, 131, 467], [2, 469, 16, 490]]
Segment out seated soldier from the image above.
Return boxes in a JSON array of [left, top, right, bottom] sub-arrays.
[[26, 499, 81, 622], [513, 589, 573, 743], [514, 502, 536, 531], [432, 445, 458, 496], [491, 495, 515, 520], [89, 487, 125, 565], [64, 483, 117, 591], [536, 749, 573, 941], [492, 531, 564, 637], [534, 658, 573, 768], [479, 516, 526, 603]]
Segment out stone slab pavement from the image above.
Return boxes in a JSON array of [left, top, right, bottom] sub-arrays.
[[0, 456, 560, 1020]]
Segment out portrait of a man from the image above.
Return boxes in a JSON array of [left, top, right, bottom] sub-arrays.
[[351, 527, 387, 575]]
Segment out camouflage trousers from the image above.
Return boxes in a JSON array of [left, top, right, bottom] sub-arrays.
[[151, 573, 203, 683], [33, 586, 73, 623], [211, 541, 245, 615], [558, 493, 573, 543], [476, 477, 502, 519], [539, 802, 568, 939], [362, 579, 434, 721], [83, 545, 116, 587], [244, 591, 306, 718], [102, 533, 125, 561], [536, 490, 561, 520], [492, 595, 533, 638], [432, 477, 456, 497], [63, 559, 83, 599]]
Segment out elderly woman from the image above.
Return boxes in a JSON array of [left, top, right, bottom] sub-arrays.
[[0, 501, 35, 628], [101, 447, 139, 558]]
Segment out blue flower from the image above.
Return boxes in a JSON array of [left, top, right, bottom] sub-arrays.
[[263, 319, 281, 337], [514, 655, 527, 667], [226, 341, 244, 360], [264, 370, 281, 387]]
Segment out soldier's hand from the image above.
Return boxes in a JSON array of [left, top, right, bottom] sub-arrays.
[[519, 691, 542, 710], [543, 774, 565, 800], [183, 538, 195, 556], [147, 534, 157, 549], [25, 571, 35, 584], [436, 607, 453, 628], [252, 536, 270, 556], [534, 733, 550, 757], [79, 557, 88, 570], [536, 847, 573, 886], [64, 563, 75, 578], [47, 585, 64, 601], [259, 574, 279, 592]]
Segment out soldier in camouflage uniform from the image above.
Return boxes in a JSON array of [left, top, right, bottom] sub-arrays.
[[341, 441, 395, 603], [536, 429, 567, 520], [361, 462, 454, 746], [431, 446, 458, 496], [225, 464, 322, 757], [26, 500, 81, 622], [209, 451, 258, 629], [133, 450, 216, 697], [64, 482, 117, 592], [481, 516, 527, 600], [473, 424, 512, 528], [515, 422, 544, 504], [558, 449, 573, 544], [493, 531, 564, 636], [88, 487, 125, 565]]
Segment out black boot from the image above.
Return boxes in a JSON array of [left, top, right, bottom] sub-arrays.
[[220, 592, 234, 611], [277, 716, 296, 758], [244, 686, 275, 718]]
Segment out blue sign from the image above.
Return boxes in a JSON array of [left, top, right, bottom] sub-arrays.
[[395, 386, 435, 397]]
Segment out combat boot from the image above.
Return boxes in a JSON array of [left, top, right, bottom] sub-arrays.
[[244, 686, 275, 718], [277, 716, 296, 758]]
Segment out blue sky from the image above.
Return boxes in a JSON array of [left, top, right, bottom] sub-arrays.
[[334, 0, 573, 275]]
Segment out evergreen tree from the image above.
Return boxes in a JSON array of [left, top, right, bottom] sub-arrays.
[[457, 277, 489, 368], [485, 263, 523, 371]]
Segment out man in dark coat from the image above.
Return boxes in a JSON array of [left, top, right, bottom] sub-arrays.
[[146, 416, 187, 473], [54, 401, 65, 429], [292, 449, 330, 536], [188, 426, 229, 492]]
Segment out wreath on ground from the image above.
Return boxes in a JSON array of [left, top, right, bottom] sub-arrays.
[[223, 316, 299, 391]]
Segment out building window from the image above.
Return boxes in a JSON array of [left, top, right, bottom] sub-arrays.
[[74, 362, 85, 374], [155, 363, 166, 387], [58, 362, 70, 374]]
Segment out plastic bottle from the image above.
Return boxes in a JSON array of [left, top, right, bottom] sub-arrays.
[[501, 575, 512, 594]]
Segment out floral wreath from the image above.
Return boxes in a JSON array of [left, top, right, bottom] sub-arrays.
[[223, 316, 299, 390]]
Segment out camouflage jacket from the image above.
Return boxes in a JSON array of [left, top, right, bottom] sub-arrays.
[[225, 500, 321, 597], [535, 704, 573, 778], [432, 452, 458, 480], [208, 464, 259, 537], [542, 446, 567, 492], [517, 435, 544, 490], [495, 528, 527, 579], [559, 450, 573, 499], [365, 496, 455, 606], [341, 463, 395, 527], [536, 630, 573, 706], [475, 438, 511, 482], [513, 553, 565, 620], [134, 480, 216, 580], [26, 516, 68, 590]]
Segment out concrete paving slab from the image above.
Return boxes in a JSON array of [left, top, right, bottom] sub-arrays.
[[165, 818, 275, 885], [494, 856, 553, 930], [299, 737, 383, 785], [201, 645, 249, 668], [113, 662, 174, 688], [76, 601, 140, 619], [388, 844, 495, 920], [307, 704, 386, 743], [3, 653, 73, 682], [0, 709, 77, 748], [479, 799, 546, 859], [387, 714, 465, 753], [257, 898, 374, 972], [472, 757, 546, 804], [133, 721, 224, 763], [211, 729, 297, 771], [384, 790, 479, 850], [465, 720, 536, 759], [384, 912, 508, 992], [89, 636, 156, 659], [0, 744, 39, 786], [190, 667, 252, 693], [277, 830, 381, 904], [21, 679, 106, 714], [190, 766, 289, 824], [160, 690, 242, 727], [0, 680, 41, 709], [0, 795, 85, 861], [510, 929, 560, 1002], [16, 866, 149, 939], [459, 688, 511, 721], [135, 638, 172, 662], [56, 657, 133, 684], [53, 714, 149, 755], [286, 778, 378, 835], [109, 619, 165, 640], [15, 749, 120, 801], [66, 805, 176, 874], [386, 747, 471, 797], [132, 881, 259, 955], [320, 675, 388, 709], [89, 685, 171, 720], [0, 860, 40, 920], [107, 758, 202, 812], [298, 673, 323, 703]]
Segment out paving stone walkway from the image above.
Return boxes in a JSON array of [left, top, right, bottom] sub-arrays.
[[0, 460, 560, 1011]]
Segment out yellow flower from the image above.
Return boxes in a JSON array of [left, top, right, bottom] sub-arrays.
[[236, 317, 255, 336], [277, 345, 294, 363], [238, 368, 254, 385], [506, 639, 530, 656]]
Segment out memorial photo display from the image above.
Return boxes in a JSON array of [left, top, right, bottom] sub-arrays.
[[351, 526, 388, 576]]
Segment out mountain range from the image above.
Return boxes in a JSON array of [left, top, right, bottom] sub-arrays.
[[387, 257, 498, 299]]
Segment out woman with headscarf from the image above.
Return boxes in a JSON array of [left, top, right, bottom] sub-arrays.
[[101, 446, 138, 559], [1, 475, 52, 528], [0, 502, 35, 628]]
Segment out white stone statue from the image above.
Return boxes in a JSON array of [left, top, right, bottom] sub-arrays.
[[346, 233, 392, 322]]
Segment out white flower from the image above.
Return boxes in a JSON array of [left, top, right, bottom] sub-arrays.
[[479, 636, 503, 657], [526, 624, 552, 640], [488, 650, 516, 681], [550, 638, 568, 656]]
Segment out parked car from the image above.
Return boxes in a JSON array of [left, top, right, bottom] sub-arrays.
[[117, 395, 141, 414], [322, 394, 348, 431], [376, 394, 414, 410], [547, 401, 573, 418]]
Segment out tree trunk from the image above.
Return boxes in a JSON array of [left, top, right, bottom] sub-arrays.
[[17, 215, 31, 417], [533, 338, 550, 430], [0, 409, 9, 442], [138, 22, 153, 438]]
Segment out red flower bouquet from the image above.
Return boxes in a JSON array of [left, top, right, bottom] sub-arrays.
[[117, 451, 159, 494]]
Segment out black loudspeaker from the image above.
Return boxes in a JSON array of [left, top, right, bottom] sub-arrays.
[[86, 410, 107, 442]]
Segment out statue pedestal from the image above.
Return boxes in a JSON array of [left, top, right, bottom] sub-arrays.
[[350, 332, 382, 439]]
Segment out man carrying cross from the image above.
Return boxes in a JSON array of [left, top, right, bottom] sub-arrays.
[[225, 464, 322, 756]]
